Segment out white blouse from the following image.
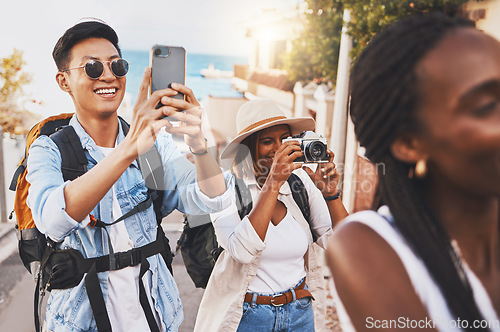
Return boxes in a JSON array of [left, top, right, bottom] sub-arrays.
[[210, 168, 333, 264], [247, 210, 308, 293]]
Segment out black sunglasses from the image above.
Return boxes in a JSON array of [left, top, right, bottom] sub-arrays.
[[62, 59, 129, 79]]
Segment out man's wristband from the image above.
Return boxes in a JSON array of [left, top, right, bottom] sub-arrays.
[[324, 189, 341, 201], [189, 138, 208, 156]]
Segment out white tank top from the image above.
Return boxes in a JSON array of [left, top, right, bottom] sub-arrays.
[[247, 209, 308, 294], [332, 206, 500, 332]]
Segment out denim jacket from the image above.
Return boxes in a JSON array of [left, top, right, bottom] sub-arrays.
[[26, 115, 233, 332]]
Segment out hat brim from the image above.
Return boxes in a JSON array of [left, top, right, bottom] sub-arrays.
[[220, 117, 316, 161]]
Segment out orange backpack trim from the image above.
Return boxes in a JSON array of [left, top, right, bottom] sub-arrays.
[[14, 113, 74, 230]]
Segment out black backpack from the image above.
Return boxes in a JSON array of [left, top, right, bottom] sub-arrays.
[[177, 174, 314, 289], [10, 115, 172, 332]]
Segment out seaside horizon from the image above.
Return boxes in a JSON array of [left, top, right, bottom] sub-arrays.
[[122, 50, 247, 104], [19, 51, 247, 122]]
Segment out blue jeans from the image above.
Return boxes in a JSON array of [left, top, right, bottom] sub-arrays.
[[237, 278, 315, 332]]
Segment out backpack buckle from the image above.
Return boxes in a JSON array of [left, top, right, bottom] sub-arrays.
[[88, 215, 99, 228], [114, 248, 141, 270]]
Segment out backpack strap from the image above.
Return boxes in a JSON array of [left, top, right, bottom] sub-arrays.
[[119, 115, 166, 225], [49, 126, 87, 181], [85, 264, 112, 332], [138, 147, 166, 191], [9, 159, 26, 191], [48, 116, 128, 183], [49, 119, 166, 225], [39, 224, 168, 332], [287, 173, 311, 223], [9, 115, 73, 191], [234, 177, 253, 219], [287, 173, 316, 242], [138, 258, 161, 332], [118, 116, 129, 135]]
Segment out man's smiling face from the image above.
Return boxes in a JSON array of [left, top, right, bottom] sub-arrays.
[[59, 37, 126, 119]]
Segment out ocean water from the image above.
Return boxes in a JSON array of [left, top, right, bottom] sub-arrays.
[[121, 50, 247, 104]]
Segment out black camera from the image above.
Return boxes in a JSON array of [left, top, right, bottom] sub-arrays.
[[282, 131, 329, 163]]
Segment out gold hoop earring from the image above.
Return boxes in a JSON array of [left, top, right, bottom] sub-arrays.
[[415, 159, 427, 179]]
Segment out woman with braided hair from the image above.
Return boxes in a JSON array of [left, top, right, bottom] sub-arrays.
[[327, 13, 500, 331]]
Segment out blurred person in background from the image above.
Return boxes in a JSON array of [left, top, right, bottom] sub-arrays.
[[327, 14, 500, 332]]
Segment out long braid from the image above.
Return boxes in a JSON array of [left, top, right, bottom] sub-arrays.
[[379, 157, 479, 326], [350, 13, 486, 330]]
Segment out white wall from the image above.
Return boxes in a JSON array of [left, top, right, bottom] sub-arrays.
[[204, 96, 248, 141], [466, 0, 500, 41]]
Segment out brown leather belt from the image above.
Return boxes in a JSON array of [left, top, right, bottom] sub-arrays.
[[244, 279, 314, 307]]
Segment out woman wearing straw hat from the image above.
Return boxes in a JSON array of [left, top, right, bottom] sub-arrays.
[[194, 99, 348, 331]]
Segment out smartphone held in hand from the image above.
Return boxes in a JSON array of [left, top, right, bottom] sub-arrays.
[[150, 45, 186, 101]]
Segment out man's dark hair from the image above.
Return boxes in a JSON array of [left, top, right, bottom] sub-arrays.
[[52, 20, 121, 71], [349, 13, 488, 331]]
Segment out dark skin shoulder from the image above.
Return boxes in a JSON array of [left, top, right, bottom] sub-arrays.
[[270, 200, 287, 226], [326, 221, 437, 331]]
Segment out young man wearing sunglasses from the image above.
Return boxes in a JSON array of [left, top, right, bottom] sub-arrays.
[[25, 20, 232, 332]]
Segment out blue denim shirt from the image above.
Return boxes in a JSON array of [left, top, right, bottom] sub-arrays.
[[26, 115, 233, 332]]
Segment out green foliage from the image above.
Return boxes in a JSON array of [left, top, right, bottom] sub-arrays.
[[284, 0, 481, 85], [0, 49, 40, 135], [283, 0, 344, 84], [344, 0, 478, 61]]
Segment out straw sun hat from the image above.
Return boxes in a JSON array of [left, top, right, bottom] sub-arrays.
[[220, 99, 316, 160]]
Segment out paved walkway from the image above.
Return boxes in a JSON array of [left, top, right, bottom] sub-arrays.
[[0, 220, 17, 265]]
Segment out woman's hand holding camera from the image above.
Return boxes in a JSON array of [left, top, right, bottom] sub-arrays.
[[265, 141, 303, 191], [303, 150, 340, 197]]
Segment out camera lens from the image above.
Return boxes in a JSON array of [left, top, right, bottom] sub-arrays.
[[311, 144, 324, 158], [154, 48, 162, 56], [306, 141, 327, 161]]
